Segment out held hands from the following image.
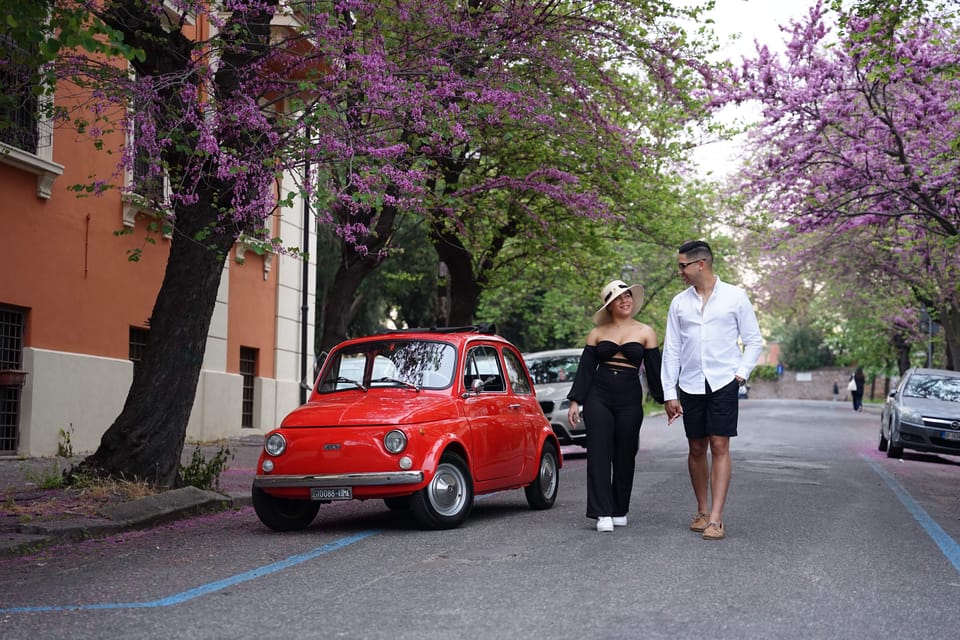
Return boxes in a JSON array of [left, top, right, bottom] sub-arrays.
[[665, 399, 683, 425]]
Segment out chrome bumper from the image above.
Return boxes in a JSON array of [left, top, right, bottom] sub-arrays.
[[253, 471, 424, 488]]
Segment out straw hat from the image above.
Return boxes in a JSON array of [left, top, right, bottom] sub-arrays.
[[592, 280, 644, 325]]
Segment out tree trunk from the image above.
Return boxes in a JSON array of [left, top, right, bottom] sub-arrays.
[[83, 203, 238, 486], [940, 303, 959, 371], [432, 230, 480, 327], [79, 0, 279, 486]]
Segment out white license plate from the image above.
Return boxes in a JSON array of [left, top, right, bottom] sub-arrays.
[[940, 431, 960, 441], [310, 487, 352, 500]]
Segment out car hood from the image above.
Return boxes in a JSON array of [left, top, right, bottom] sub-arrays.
[[281, 392, 461, 427], [899, 395, 960, 418]]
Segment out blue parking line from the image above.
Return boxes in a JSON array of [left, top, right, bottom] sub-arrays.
[[0, 530, 380, 614], [867, 458, 960, 574]]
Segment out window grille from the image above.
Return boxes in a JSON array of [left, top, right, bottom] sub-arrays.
[[0, 305, 25, 453], [0, 35, 39, 153], [240, 347, 257, 428], [129, 327, 149, 377]]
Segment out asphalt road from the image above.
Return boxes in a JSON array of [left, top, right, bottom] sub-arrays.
[[1, 400, 959, 640]]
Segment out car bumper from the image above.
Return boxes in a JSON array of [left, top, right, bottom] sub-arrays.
[[549, 422, 586, 447], [894, 421, 960, 455], [253, 471, 425, 488]]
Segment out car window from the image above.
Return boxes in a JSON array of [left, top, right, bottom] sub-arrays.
[[525, 354, 580, 384], [315, 340, 457, 392], [464, 345, 505, 392], [503, 349, 532, 394], [903, 373, 960, 402]]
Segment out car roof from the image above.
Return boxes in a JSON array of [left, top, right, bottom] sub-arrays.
[[337, 324, 514, 349], [523, 348, 583, 359], [906, 367, 960, 378]]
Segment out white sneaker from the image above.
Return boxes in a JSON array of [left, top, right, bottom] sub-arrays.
[[612, 516, 627, 527], [597, 517, 614, 532]]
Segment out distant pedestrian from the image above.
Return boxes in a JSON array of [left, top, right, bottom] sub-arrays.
[[661, 240, 763, 541], [832, 379, 839, 402], [851, 367, 865, 411]]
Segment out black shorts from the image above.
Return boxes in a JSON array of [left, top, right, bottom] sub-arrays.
[[678, 379, 739, 439]]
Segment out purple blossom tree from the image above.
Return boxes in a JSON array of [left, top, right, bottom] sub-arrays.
[[718, 1, 960, 370], [34, 0, 715, 485]]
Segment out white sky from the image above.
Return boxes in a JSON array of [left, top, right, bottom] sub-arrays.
[[691, 0, 815, 177]]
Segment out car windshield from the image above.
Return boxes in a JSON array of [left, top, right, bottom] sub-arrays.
[[902, 373, 960, 402], [315, 339, 457, 393], [525, 354, 580, 385]]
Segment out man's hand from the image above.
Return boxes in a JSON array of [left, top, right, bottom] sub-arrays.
[[665, 399, 683, 425]]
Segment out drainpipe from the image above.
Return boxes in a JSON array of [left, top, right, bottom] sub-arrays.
[[300, 156, 311, 406]]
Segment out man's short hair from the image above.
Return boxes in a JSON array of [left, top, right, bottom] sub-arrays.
[[678, 240, 713, 262]]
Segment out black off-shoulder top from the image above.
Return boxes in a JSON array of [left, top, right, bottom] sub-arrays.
[[567, 341, 664, 405]]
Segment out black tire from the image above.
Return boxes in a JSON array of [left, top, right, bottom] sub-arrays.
[[878, 424, 888, 452], [524, 441, 559, 510], [886, 426, 904, 459], [252, 486, 321, 532], [383, 496, 411, 511], [410, 452, 473, 530]]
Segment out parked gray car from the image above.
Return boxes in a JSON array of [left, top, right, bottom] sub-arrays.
[[879, 367, 960, 459], [524, 348, 586, 448]]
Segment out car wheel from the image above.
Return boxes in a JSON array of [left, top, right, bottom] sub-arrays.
[[383, 496, 411, 511], [411, 452, 473, 530], [886, 425, 904, 459], [878, 423, 889, 452], [524, 441, 559, 510], [252, 486, 321, 532]]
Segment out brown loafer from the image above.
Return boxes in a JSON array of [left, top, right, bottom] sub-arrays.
[[689, 512, 709, 532], [702, 522, 725, 540]]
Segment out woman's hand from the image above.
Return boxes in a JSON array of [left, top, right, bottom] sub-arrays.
[[567, 401, 580, 426]]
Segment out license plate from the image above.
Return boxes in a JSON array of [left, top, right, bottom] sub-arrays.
[[310, 487, 352, 500], [941, 431, 960, 441]]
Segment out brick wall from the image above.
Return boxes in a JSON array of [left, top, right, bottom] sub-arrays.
[[745, 366, 893, 402]]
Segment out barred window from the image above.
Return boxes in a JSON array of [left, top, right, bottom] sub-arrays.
[[0, 34, 40, 154], [129, 327, 149, 377], [240, 347, 257, 428]]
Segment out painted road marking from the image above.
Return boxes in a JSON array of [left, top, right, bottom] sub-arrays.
[[867, 458, 960, 574], [0, 530, 380, 614]]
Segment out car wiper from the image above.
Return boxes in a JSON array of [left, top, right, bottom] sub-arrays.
[[371, 377, 421, 392], [334, 376, 367, 391]]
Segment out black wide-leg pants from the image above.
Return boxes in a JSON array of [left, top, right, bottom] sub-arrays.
[[582, 365, 645, 519]]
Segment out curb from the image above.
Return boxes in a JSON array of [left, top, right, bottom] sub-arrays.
[[2, 487, 251, 558]]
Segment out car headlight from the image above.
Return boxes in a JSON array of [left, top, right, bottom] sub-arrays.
[[384, 429, 407, 454], [899, 407, 923, 424], [264, 433, 287, 456]]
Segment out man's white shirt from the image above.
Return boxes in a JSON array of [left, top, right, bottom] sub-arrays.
[[661, 276, 763, 401]]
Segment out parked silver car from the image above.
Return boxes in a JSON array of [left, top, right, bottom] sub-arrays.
[[879, 367, 960, 459], [524, 348, 586, 448]]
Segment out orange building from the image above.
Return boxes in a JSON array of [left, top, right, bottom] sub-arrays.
[[0, 11, 317, 457]]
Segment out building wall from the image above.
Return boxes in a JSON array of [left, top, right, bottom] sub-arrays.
[[745, 367, 893, 403], [0, 13, 317, 457]]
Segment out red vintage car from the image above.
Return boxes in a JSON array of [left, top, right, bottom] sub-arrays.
[[252, 325, 561, 530]]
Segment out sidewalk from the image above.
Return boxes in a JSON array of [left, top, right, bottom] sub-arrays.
[[0, 435, 264, 557]]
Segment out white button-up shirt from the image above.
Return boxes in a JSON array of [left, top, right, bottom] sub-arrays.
[[661, 276, 763, 400]]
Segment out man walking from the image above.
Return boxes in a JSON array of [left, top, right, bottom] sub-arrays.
[[661, 240, 763, 540]]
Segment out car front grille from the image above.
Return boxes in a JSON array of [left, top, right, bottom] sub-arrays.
[[538, 400, 554, 413]]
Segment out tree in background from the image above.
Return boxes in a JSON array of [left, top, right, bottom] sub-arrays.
[[718, 0, 960, 370], [6, 0, 721, 485]]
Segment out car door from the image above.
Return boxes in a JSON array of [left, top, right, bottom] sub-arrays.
[[462, 344, 525, 482]]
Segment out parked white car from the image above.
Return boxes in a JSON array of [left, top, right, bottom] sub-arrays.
[[524, 348, 586, 448]]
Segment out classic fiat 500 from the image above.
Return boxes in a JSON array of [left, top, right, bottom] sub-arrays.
[[252, 325, 561, 531]]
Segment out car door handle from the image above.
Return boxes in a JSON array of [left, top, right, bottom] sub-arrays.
[[508, 404, 521, 410]]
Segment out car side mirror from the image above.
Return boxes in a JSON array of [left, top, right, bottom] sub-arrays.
[[471, 378, 485, 393]]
